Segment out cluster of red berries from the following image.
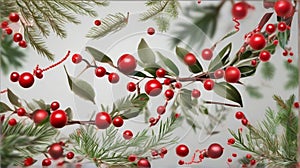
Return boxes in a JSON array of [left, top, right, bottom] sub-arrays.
[[10, 71, 36, 88], [42, 143, 75, 166], [151, 147, 168, 158], [128, 155, 151, 168], [240, 154, 257, 167], [226, 153, 238, 163], [235, 111, 249, 126]]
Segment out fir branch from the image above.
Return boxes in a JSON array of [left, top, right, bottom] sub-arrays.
[[86, 13, 129, 39], [140, 1, 170, 21], [245, 85, 263, 99], [283, 61, 298, 89], [260, 62, 275, 80]]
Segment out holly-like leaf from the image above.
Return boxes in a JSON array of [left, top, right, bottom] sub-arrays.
[[213, 82, 243, 107], [157, 51, 179, 76], [208, 43, 232, 72], [65, 107, 73, 121], [7, 89, 21, 107], [175, 46, 203, 73], [138, 38, 156, 64], [261, 62, 275, 80], [238, 66, 256, 78], [0, 102, 13, 113], [64, 66, 95, 104], [278, 30, 290, 50], [85, 46, 113, 64]]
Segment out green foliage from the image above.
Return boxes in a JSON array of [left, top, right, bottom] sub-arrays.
[[175, 46, 203, 73], [260, 62, 275, 80], [284, 61, 298, 89], [86, 46, 113, 64], [245, 85, 263, 99], [208, 43, 231, 72], [213, 82, 243, 107]]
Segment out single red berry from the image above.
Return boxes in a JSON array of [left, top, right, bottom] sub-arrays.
[[13, 33, 23, 42], [175, 82, 182, 89], [232, 153, 237, 157], [19, 72, 35, 88], [18, 40, 27, 48], [128, 154, 137, 162], [225, 66, 241, 83], [94, 20, 101, 26], [283, 50, 288, 56], [42, 158, 52, 166], [164, 78, 171, 85], [117, 54, 137, 75], [50, 101, 60, 111], [214, 69, 224, 79], [5, 28, 13, 35], [33, 109, 49, 124], [59, 141, 65, 146], [251, 59, 257, 66], [273, 40, 279, 45], [184, 53, 197, 66], [48, 143, 64, 160], [66, 152, 74, 159], [165, 89, 174, 100], [199, 154, 204, 159], [145, 79, 162, 96], [151, 150, 159, 156], [274, 0, 293, 18], [207, 143, 224, 159], [235, 111, 245, 119], [289, 52, 294, 56], [191, 89, 201, 98], [72, 54, 82, 64], [0, 115, 5, 122], [157, 106, 166, 115], [137, 158, 151, 168], [127, 82, 136, 92], [227, 138, 235, 145], [242, 118, 248, 126], [175, 113, 180, 118], [123, 130, 133, 140], [287, 58, 293, 63], [9, 13, 20, 22], [203, 79, 214, 91], [113, 116, 124, 127], [294, 102, 299, 108], [10, 72, 19, 82], [249, 33, 266, 50], [246, 154, 252, 159], [250, 159, 256, 165], [178, 160, 185, 165], [161, 147, 168, 155], [149, 117, 156, 123], [57, 161, 64, 167], [95, 66, 106, 77], [50, 110, 67, 128], [17, 107, 26, 116], [95, 112, 111, 129], [201, 48, 213, 60], [232, 2, 249, 20], [8, 118, 17, 126], [156, 68, 166, 78], [34, 69, 43, 79], [176, 144, 189, 157], [108, 73, 120, 84], [227, 158, 232, 162], [265, 24, 276, 34], [277, 22, 287, 32], [147, 27, 155, 35], [1, 21, 8, 28], [259, 50, 271, 62], [23, 157, 34, 167]]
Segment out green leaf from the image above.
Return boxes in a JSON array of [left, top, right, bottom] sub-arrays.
[[64, 66, 96, 104], [208, 43, 232, 72], [157, 51, 179, 76], [231, 51, 253, 65], [85, 46, 113, 64], [65, 107, 73, 121], [0, 102, 13, 113], [119, 94, 150, 119], [33, 99, 46, 109], [137, 38, 156, 64], [213, 82, 243, 107], [278, 30, 290, 50], [7, 89, 21, 107], [144, 64, 160, 77], [238, 66, 256, 78], [175, 46, 203, 73], [132, 71, 148, 78], [261, 62, 275, 80], [179, 89, 193, 109], [245, 86, 263, 99], [284, 61, 298, 89]]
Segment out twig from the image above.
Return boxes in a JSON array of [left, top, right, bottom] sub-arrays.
[[203, 101, 240, 107]]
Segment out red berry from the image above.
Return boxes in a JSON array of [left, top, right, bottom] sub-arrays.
[[259, 50, 271, 62], [123, 130, 133, 140], [246, 154, 252, 159], [108, 73, 120, 84], [42, 158, 52, 166], [33, 109, 49, 124], [184, 53, 197, 66], [24, 157, 34, 167], [9, 13, 20, 22], [273, 40, 279, 45], [164, 89, 174, 100], [225, 66, 241, 83], [147, 27, 155, 35], [95, 112, 111, 129], [10, 72, 19, 82], [249, 33, 266, 50], [287, 58, 292, 63], [164, 78, 171, 85], [72, 54, 82, 64], [1, 21, 8, 28], [5, 28, 13, 35], [19, 72, 35, 88], [294, 102, 299, 108], [95, 66, 106, 77], [201, 48, 213, 60], [137, 158, 151, 168], [13, 33, 23, 42], [175, 113, 180, 118], [176, 144, 189, 157], [161, 147, 168, 154], [191, 89, 201, 98], [241, 118, 248, 126], [50, 110, 68, 128], [113, 116, 124, 127], [50, 101, 60, 111], [232, 2, 248, 20], [48, 143, 64, 160], [203, 79, 214, 91], [149, 117, 156, 123], [156, 68, 166, 78], [66, 152, 74, 159], [17, 107, 26, 116], [117, 54, 137, 75], [128, 154, 137, 162], [34, 69, 43, 79], [144, 79, 162, 96], [251, 59, 257, 66], [227, 158, 232, 162], [265, 24, 276, 34], [283, 50, 288, 56], [274, 0, 293, 18], [157, 106, 166, 115], [175, 82, 182, 89], [178, 160, 185, 165], [232, 153, 237, 157], [127, 82, 136, 92], [250, 159, 256, 165], [277, 22, 287, 32], [227, 138, 235, 145], [8, 118, 17, 126], [207, 143, 224, 159], [94, 20, 101, 26], [289, 52, 294, 56], [152, 150, 159, 157], [199, 154, 204, 159], [235, 111, 244, 119], [18, 40, 27, 48], [214, 69, 224, 79]]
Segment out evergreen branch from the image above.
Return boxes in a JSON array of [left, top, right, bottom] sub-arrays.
[[86, 13, 129, 39], [283, 61, 299, 89], [140, 1, 170, 21], [245, 85, 263, 99], [260, 62, 275, 80]]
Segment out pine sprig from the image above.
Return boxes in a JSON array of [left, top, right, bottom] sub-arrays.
[[86, 13, 129, 39]]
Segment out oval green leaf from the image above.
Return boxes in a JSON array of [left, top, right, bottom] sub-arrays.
[[86, 46, 113, 63], [7, 89, 21, 107], [65, 107, 73, 121], [0, 102, 13, 113], [213, 82, 243, 107], [175, 46, 203, 73], [157, 51, 179, 76], [138, 38, 156, 64], [238, 66, 256, 78], [208, 43, 231, 72]]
